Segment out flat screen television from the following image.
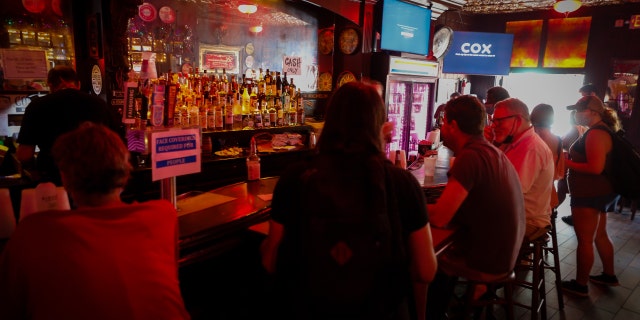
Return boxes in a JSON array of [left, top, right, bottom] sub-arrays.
[[506, 20, 543, 68], [543, 17, 591, 68], [442, 31, 514, 76], [380, 0, 432, 56]]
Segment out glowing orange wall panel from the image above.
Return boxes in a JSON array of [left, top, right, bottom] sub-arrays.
[[506, 20, 543, 68], [543, 17, 592, 68]]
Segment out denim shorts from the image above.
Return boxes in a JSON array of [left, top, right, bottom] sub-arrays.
[[570, 193, 619, 212]]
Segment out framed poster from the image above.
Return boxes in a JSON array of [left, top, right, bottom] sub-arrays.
[[198, 44, 241, 74]]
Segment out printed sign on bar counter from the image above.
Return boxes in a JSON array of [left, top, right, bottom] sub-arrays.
[[151, 128, 201, 181], [283, 56, 302, 75]]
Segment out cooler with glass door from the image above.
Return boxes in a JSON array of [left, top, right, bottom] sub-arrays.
[[373, 54, 438, 158]]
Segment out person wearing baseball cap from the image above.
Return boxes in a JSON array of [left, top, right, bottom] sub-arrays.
[[561, 95, 622, 297]]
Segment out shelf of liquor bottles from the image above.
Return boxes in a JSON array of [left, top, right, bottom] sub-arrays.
[[123, 125, 313, 204]]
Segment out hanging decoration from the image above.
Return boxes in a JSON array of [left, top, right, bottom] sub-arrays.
[[158, 6, 176, 24], [138, 3, 157, 22], [22, 0, 46, 14]]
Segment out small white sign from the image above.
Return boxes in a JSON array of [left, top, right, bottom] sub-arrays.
[[283, 56, 302, 75], [1, 49, 48, 79], [151, 128, 201, 181]]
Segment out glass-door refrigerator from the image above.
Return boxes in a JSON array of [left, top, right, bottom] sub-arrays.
[[373, 55, 438, 158]]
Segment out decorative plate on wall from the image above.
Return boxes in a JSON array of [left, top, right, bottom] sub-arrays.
[[339, 28, 359, 55], [245, 43, 255, 55], [318, 29, 334, 55], [318, 72, 332, 91], [337, 71, 356, 88]]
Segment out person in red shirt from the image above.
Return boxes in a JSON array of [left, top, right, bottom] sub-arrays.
[[0, 122, 190, 320]]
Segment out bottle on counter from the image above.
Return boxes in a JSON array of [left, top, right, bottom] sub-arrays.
[[247, 137, 261, 181]]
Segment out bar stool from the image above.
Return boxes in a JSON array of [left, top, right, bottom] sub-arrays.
[[543, 208, 564, 310], [515, 233, 548, 320], [458, 271, 516, 320]]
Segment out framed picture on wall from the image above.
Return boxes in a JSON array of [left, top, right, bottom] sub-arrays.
[[198, 44, 241, 74]]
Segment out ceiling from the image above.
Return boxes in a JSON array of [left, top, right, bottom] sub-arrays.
[[434, 0, 640, 16], [179, 0, 640, 26]]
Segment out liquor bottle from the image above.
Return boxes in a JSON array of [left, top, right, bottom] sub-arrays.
[[253, 99, 263, 129], [296, 89, 305, 125], [282, 84, 291, 114], [287, 91, 297, 126], [276, 97, 285, 127], [264, 69, 272, 96], [206, 99, 215, 131], [214, 97, 224, 131], [282, 72, 289, 96], [246, 137, 261, 181], [221, 68, 229, 95], [233, 92, 243, 130], [289, 78, 296, 98], [268, 98, 277, 127], [199, 98, 208, 130], [241, 87, 251, 115], [224, 95, 233, 130], [260, 101, 275, 128], [188, 96, 199, 127], [276, 71, 282, 97]]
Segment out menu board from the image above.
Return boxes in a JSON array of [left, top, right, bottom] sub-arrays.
[[0, 49, 48, 79]]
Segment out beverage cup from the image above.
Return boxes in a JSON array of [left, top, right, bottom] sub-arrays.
[[424, 156, 437, 178]]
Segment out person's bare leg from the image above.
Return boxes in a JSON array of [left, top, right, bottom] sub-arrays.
[[594, 212, 615, 275], [572, 207, 599, 285]]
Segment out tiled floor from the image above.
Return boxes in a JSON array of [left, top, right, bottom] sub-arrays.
[[520, 198, 640, 320], [178, 198, 640, 320]]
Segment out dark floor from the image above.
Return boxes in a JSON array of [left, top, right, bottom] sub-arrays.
[[178, 198, 640, 320]]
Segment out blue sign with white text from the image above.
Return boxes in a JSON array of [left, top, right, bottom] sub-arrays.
[[156, 155, 198, 168], [442, 31, 514, 76]]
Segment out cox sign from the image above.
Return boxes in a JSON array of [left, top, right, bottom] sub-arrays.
[[443, 31, 514, 76]]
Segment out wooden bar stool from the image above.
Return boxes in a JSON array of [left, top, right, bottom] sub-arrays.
[[453, 271, 516, 320], [543, 208, 564, 310], [515, 233, 548, 320]]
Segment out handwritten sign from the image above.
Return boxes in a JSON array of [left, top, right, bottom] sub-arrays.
[[283, 56, 302, 75], [1, 49, 48, 79], [151, 128, 201, 181]]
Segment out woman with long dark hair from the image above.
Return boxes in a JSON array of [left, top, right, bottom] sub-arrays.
[[261, 81, 437, 319]]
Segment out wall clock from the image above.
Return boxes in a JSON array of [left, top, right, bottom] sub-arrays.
[[339, 28, 359, 55], [337, 71, 356, 88], [318, 72, 332, 91], [432, 27, 453, 60], [318, 29, 334, 55]]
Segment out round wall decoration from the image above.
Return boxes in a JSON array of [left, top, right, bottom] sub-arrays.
[[318, 29, 334, 55], [339, 28, 359, 55], [138, 3, 157, 22], [91, 65, 103, 95], [337, 71, 356, 88], [158, 6, 176, 24], [318, 72, 332, 91], [245, 43, 255, 55], [245, 55, 255, 68]]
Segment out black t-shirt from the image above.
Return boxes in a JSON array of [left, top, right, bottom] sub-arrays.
[[17, 89, 120, 182], [270, 153, 428, 319]]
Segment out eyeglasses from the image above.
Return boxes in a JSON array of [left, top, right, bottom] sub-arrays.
[[491, 114, 519, 125]]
